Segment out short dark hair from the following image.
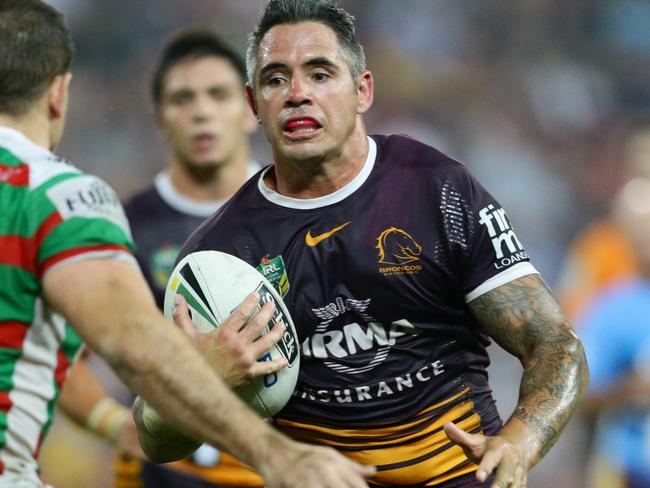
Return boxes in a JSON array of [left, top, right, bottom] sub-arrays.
[[151, 29, 247, 107], [0, 0, 73, 116], [246, 0, 366, 87]]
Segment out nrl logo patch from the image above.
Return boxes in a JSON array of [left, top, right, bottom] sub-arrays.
[[256, 255, 290, 297]]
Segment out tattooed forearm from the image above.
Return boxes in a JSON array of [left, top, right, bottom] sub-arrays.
[[468, 274, 589, 460]]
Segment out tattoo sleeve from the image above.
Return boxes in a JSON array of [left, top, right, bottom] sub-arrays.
[[468, 274, 589, 458]]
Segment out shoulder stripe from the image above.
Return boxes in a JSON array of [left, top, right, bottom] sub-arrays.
[[0, 164, 28, 187], [38, 244, 132, 278], [29, 162, 79, 191]]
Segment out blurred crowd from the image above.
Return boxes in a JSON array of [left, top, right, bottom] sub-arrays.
[[40, 1, 650, 487]]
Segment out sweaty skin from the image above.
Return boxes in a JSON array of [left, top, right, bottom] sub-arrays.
[[448, 274, 589, 487]]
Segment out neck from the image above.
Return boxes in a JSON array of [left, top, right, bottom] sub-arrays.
[[168, 145, 251, 202], [268, 122, 369, 199], [0, 111, 52, 150]]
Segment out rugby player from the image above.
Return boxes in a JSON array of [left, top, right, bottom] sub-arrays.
[[136, 1, 589, 487], [0, 1, 374, 487], [59, 29, 265, 488]]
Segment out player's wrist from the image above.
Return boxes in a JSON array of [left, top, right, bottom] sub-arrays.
[[499, 417, 543, 467], [249, 429, 298, 481], [86, 397, 130, 444]]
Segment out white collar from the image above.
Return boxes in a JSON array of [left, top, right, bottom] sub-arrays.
[[0, 125, 57, 162], [257, 136, 377, 210], [155, 162, 259, 217]]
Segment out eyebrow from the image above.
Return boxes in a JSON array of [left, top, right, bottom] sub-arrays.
[[259, 56, 340, 79], [166, 82, 234, 97], [304, 57, 339, 70]]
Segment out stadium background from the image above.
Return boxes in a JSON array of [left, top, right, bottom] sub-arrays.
[[40, 0, 650, 486]]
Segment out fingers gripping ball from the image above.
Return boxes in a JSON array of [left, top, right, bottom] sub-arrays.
[[164, 251, 300, 417]]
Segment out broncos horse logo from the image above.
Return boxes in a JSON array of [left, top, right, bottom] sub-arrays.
[[376, 227, 422, 265]]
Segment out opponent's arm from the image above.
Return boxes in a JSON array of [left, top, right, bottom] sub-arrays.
[[133, 292, 287, 462], [44, 259, 375, 488], [445, 274, 589, 487]]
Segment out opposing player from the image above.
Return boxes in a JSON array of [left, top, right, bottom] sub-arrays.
[[58, 29, 265, 488], [0, 1, 374, 487], [136, 1, 588, 487]]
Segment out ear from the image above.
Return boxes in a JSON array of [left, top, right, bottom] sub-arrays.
[[356, 70, 374, 115], [243, 102, 258, 135], [245, 83, 259, 121], [48, 72, 72, 120]]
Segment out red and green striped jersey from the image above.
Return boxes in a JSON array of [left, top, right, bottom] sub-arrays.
[[0, 126, 136, 478]]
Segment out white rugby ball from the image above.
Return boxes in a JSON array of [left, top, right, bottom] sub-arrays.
[[163, 250, 300, 417]]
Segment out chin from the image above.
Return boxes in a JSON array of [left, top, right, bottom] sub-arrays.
[[281, 141, 329, 163], [185, 154, 226, 169]]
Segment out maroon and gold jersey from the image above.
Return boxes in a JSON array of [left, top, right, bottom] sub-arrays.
[[179, 135, 538, 487]]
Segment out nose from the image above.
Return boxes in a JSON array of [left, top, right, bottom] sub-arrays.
[[191, 94, 215, 122], [285, 76, 312, 108]]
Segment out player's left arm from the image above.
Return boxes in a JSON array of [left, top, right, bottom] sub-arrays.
[[445, 273, 589, 487]]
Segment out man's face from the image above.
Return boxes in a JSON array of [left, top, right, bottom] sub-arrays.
[[250, 22, 372, 164], [158, 56, 254, 168]]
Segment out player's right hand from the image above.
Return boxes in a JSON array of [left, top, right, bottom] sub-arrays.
[[263, 441, 376, 488], [444, 421, 530, 488], [172, 292, 287, 388]]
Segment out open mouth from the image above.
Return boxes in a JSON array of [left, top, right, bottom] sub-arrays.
[[193, 133, 216, 151], [283, 117, 322, 138]]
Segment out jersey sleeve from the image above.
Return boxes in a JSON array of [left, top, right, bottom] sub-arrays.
[[441, 165, 538, 302], [29, 173, 137, 277]]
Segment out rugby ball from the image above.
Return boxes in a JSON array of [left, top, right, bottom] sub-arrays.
[[163, 250, 300, 417]]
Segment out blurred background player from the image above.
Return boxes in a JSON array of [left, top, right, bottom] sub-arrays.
[[57, 29, 264, 488], [557, 119, 650, 323], [579, 177, 650, 488], [0, 2, 375, 488]]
